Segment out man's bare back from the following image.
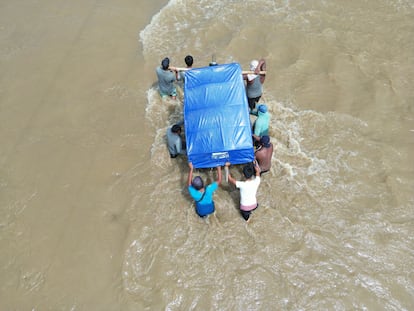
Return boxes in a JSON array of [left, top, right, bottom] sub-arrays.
[[255, 139, 273, 173]]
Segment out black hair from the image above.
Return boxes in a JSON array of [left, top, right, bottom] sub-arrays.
[[192, 176, 204, 190], [161, 57, 170, 70], [243, 163, 255, 179], [171, 124, 181, 133], [184, 55, 193, 67]]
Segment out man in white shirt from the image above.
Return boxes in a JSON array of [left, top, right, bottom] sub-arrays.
[[226, 161, 261, 221]]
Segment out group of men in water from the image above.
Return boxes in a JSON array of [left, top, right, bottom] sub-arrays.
[[158, 55, 274, 221]]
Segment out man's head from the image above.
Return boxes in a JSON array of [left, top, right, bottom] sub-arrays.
[[161, 57, 170, 70], [260, 135, 271, 148], [171, 124, 181, 134], [184, 55, 193, 67], [192, 176, 204, 190], [243, 163, 255, 179]]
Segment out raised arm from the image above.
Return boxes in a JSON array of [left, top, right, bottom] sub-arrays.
[[225, 162, 237, 186], [255, 59, 266, 73], [216, 166, 222, 185], [168, 66, 180, 80], [187, 162, 194, 186], [253, 160, 261, 176], [257, 58, 266, 83]]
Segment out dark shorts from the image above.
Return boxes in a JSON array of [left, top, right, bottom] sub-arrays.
[[196, 202, 215, 217], [240, 204, 258, 221], [248, 96, 261, 110]]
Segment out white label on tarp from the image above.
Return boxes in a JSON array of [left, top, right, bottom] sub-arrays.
[[211, 152, 229, 159]]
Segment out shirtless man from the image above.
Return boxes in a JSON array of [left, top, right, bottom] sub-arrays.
[[254, 135, 273, 175]]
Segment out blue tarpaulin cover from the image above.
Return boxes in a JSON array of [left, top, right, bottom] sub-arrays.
[[184, 63, 254, 168]]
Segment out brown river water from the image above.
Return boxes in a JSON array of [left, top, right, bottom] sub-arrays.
[[1, 0, 413, 310]]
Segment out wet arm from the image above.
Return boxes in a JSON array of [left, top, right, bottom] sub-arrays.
[[254, 160, 261, 176], [168, 66, 179, 80], [258, 59, 266, 83], [187, 162, 193, 186], [225, 163, 236, 186], [258, 59, 266, 71], [216, 166, 222, 185]]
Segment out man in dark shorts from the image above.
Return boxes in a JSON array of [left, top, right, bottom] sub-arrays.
[[187, 162, 222, 218], [226, 161, 261, 221], [243, 58, 266, 112]]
